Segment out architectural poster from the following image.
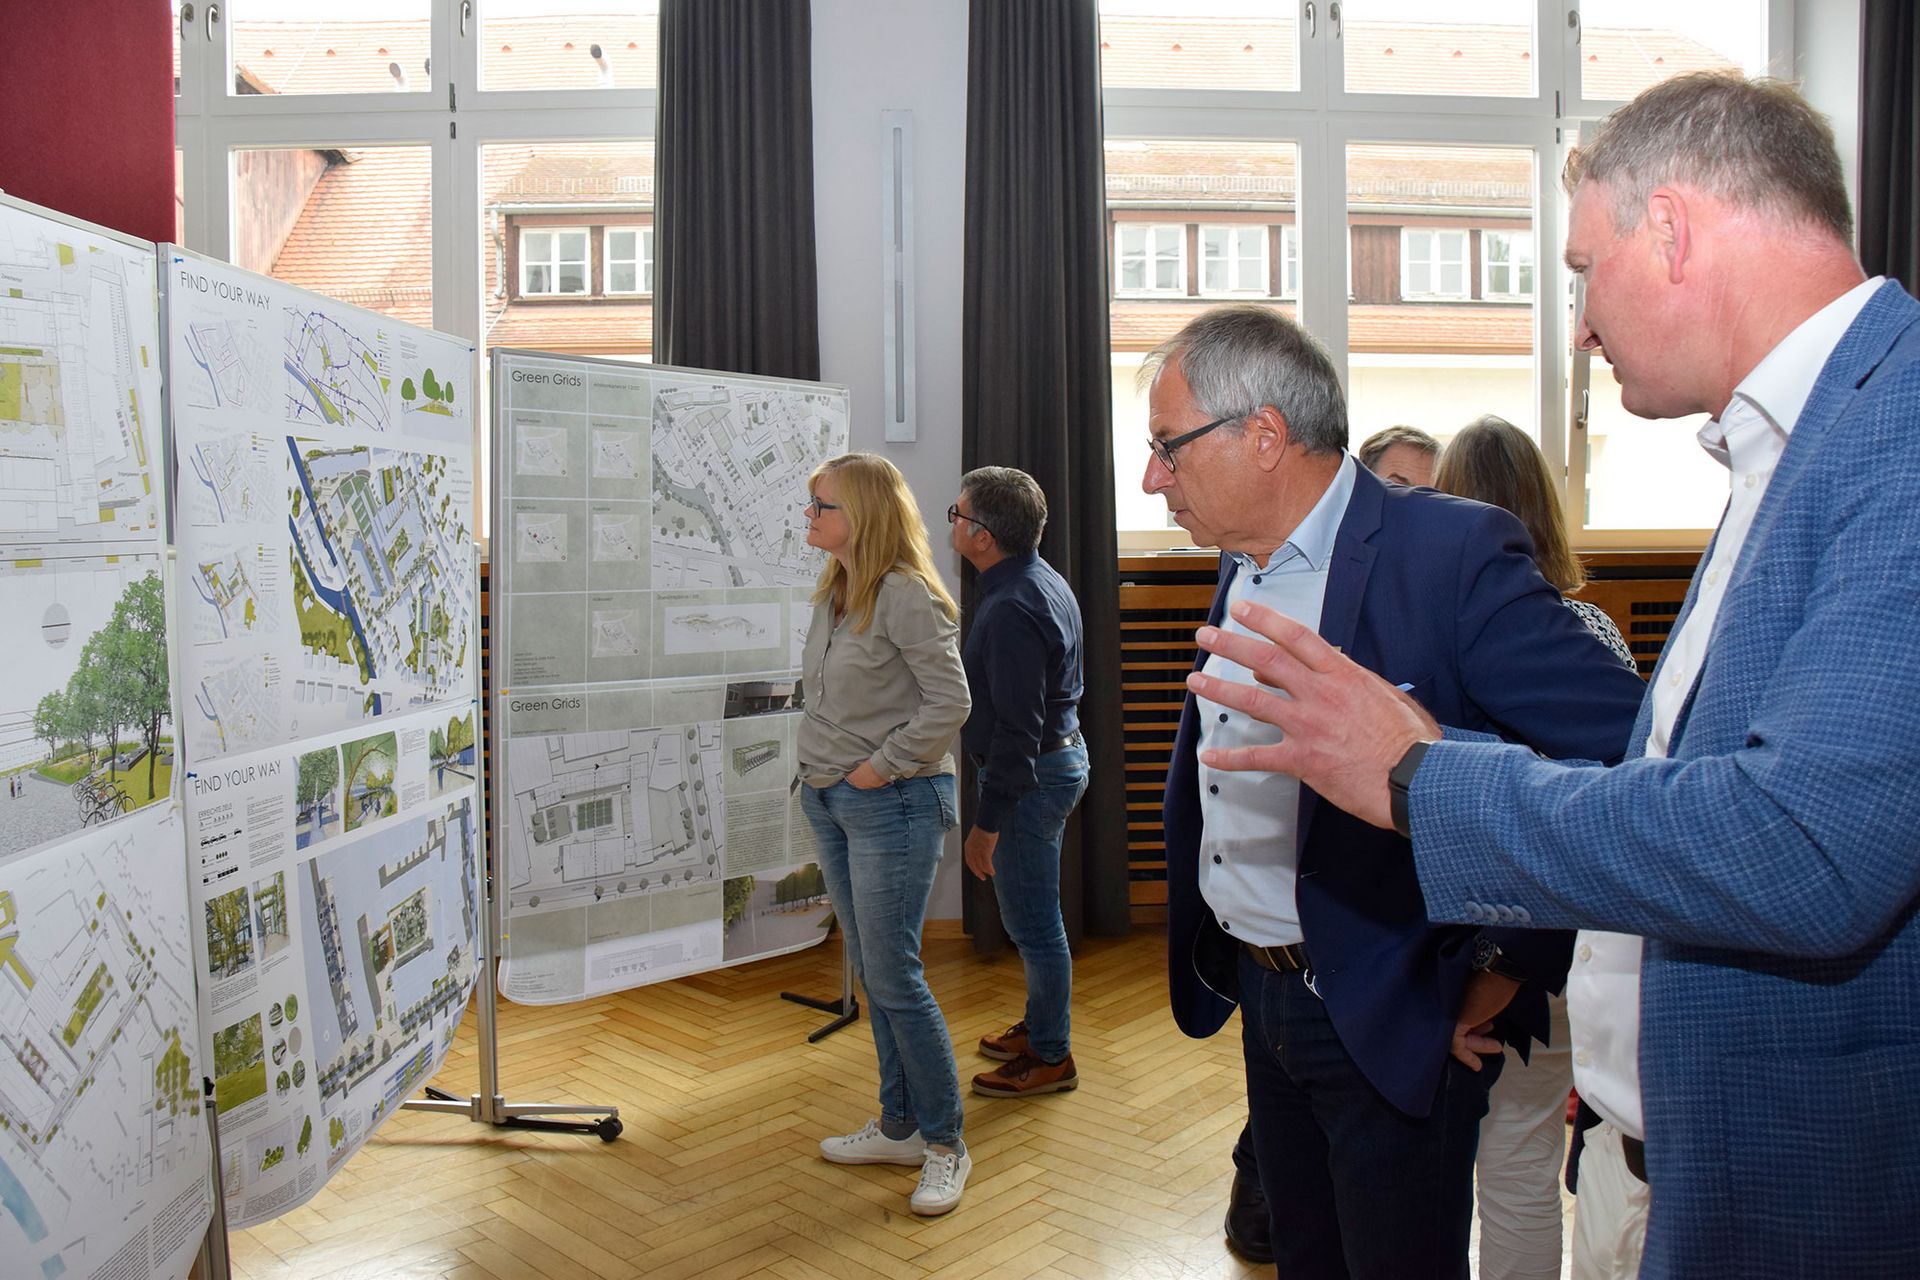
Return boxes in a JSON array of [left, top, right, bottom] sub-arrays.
[[165, 249, 483, 1230], [491, 350, 847, 1004], [0, 196, 211, 1280]]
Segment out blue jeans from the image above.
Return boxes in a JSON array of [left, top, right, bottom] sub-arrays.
[[1239, 948, 1499, 1280], [801, 774, 963, 1146], [986, 741, 1089, 1061]]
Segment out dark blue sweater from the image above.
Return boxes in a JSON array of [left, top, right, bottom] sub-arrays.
[[960, 552, 1084, 833]]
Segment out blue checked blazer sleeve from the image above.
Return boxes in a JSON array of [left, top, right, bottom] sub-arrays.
[[1408, 305, 1920, 959]]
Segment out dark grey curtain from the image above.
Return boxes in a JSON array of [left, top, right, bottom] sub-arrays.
[[654, 0, 820, 378], [1860, 0, 1919, 292], [961, 0, 1128, 947]]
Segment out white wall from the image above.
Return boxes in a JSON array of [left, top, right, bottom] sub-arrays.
[[812, 0, 971, 919], [1795, 0, 1863, 232]]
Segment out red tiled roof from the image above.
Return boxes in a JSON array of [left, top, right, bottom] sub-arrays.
[[483, 300, 651, 354], [268, 146, 434, 328], [1105, 141, 1533, 210], [1098, 16, 1735, 98], [1112, 299, 1530, 356]]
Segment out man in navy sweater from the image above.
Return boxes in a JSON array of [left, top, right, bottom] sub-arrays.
[[949, 466, 1089, 1097]]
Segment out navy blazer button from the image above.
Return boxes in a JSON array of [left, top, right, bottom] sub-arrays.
[[1514, 907, 1532, 924]]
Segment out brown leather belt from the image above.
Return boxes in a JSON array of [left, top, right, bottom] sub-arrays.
[[1241, 940, 1311, 972], [1043, 730, 1085, 753], [1621, 1134, 1649, 1184]]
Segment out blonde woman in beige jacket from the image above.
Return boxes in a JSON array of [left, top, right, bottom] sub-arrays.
[[796, 453, 973, 1217]]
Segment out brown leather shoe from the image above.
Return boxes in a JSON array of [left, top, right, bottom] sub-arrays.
[[972, 1051, 1078, 1097], [977, 1021, 1031, 1061]]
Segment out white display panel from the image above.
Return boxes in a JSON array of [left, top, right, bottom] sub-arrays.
[[164, 248, 483, 1230], [0, 196, 209, 1280], [492, 350, 847, 1004]]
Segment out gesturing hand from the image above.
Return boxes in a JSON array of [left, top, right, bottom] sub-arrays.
[[1190, 600, 1441, 830]]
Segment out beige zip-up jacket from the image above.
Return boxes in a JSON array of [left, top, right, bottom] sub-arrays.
[[797, 570, 970, 787]]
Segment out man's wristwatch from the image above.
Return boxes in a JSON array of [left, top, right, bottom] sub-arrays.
[[1387, 739, 1436, 838], [1471, 933, 1531, 984]]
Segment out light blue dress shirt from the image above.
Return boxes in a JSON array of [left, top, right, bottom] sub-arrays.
[[1196, 454, 1358, 947]]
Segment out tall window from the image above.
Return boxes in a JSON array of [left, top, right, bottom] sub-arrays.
[[1400, 229, 1470, 300], [1201, 226, 1270, 296], [1116, 224, 1186, 294], [605, 227, 652, 295], [1482, 229, 1535, 299], [175, 1, 662, 538], [520, 229, 590, 296], [1099, 0, 1784, 548]]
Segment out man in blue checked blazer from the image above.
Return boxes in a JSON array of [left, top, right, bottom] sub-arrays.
[[1145, 303, 1646, 1278], [1192, 74, 1920, 1279]]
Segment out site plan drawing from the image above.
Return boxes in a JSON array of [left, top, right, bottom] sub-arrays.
[[170, 249, 476, 763], [0, 203, 162, 560], [0, 807, 210, 1280], [650, 378, 847, 590], [492, 350, 847, 1003]]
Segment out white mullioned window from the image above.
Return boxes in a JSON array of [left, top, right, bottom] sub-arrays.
[[604, 226, 652, 295], [521, 228, 590, 296], [1401, 228, 1469, 300], [1116, 223, 1186, 294], [1482, 228, 1535, 299], [1200, 225, 1269, 295]]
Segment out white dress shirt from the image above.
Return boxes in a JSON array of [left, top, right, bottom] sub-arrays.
[[1197, 455, 1357, 946], [1569, 276, 1884, 1140]]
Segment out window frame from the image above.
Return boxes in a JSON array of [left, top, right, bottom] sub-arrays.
[[1103, 0, 1798, 553], [1480, 227, 1536, 301], [1198, 223, 1271, 297], [603, 225, 653, 296], [519, 226, 593, 297], [1114, 221, 1188, 297], [1399, 227, 1472, 301]]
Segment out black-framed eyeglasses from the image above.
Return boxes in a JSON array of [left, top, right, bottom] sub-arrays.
[[1148, 411, 1247, 473], [947, 504, 997, 541], [804, 496, 840, 518]]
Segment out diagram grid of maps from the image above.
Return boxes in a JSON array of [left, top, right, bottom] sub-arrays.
[[1, 199, 210, 1280], [167, 248, 484, 1233], [492, 351, 847, 1004]]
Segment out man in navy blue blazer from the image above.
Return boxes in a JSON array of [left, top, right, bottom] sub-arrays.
[[1192, 74, 1920, 1279], [1146, 305, 1645, 1277]]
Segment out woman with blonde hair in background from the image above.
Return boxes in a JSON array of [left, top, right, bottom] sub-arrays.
[[797, 453, 974, 1216], [1435, 415, 1635, 1280]]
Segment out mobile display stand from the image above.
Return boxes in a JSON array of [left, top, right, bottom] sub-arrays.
[[196, 1082, 234, 1280], [400, 544, 623, 1142], [780, 915, 861, 1042]]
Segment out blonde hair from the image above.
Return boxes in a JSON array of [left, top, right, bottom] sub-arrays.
[[809, 453, 957, 633]]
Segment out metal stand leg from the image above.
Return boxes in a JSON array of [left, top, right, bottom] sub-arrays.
[[196, 1079, 233, 1280], [781, 928, 861, 1043], [400, 543, 623, 1143]]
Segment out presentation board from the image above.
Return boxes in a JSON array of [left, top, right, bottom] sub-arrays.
[[163, 248, 484, 1230], [490, 350, 848, 1004], [0, 198, 211, 1280]]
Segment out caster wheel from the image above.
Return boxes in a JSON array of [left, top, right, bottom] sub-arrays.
[[597, 1117, 624, 1142]]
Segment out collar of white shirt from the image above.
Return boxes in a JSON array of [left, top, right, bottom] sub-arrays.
[[1697, 276, 1885, 467], [1228, 453, 1356, 576]]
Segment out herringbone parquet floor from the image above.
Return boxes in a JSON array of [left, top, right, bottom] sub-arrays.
[[226, 928, 1266, 1280]]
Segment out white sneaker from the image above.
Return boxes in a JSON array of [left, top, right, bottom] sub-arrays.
[[820, 1118, 927, 1166], [909, 1147, 972, 1216]]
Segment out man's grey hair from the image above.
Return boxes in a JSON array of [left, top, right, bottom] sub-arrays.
[[1565, 72, 1853, 246], [1139, 304, 1348, 455], [1357, 424, 1440, 473], [960, 466, 1047, 556]]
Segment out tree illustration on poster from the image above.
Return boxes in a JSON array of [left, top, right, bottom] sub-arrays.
[[28, 570, 172, 820]]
